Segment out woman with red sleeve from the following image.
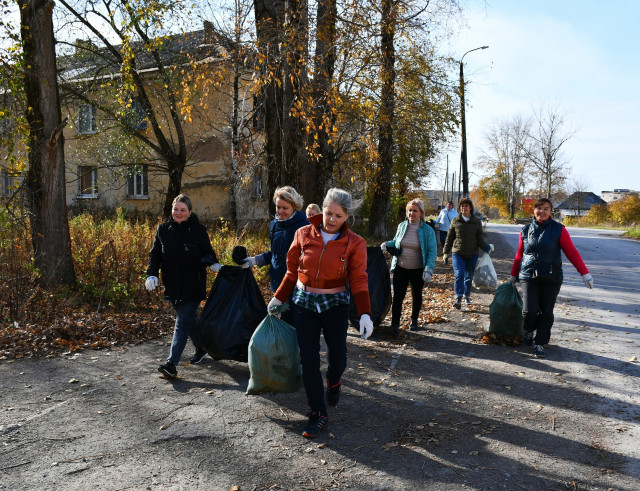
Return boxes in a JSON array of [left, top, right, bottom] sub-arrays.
[[510, 198, 593, 358], [267, 188, 373, 438]]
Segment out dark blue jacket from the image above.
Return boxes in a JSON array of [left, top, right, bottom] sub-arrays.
[[519, 218, 564, 283], [256, 210, 309, 291], [146, 214, 217, 302]]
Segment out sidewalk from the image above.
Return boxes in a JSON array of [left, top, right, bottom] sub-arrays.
[[1, 230, 639, 490]]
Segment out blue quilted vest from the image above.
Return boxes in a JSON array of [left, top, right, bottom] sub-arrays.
[[519, 218, 564, 283]]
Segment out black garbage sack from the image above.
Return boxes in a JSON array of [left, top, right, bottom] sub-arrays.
[[246, 311, 303, 395], [198, 265, 267, 361], [489, 282, 524, 336], [349, 247, 391, 327], [231, 245, 248, 265]]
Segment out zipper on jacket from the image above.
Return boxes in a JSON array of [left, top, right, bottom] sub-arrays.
[[314, 243, 327, 286]]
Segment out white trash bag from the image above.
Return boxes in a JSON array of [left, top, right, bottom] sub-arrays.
[[473, 253, 498, 290]]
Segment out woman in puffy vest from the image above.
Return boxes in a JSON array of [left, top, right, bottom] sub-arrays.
[[510, 198, 593, 358], [241, 186, 309, 325], [381, 198, 437, 336]]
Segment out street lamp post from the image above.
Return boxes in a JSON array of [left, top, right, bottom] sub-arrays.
[[459, 45, 488, 198]]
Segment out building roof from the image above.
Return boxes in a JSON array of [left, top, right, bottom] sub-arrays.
[[556, 192, 606, 210]]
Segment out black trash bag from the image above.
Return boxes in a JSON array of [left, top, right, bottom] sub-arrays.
[[349, 247, 391, 327], [489, 282, 524, 336], [231, 245, 248, 265], [198, 266, 267, 361], [246, 313, 303, 395]]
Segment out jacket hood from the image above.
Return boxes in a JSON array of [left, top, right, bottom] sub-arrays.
[[275, 210, 309, 229], [168, 213, 200, 227]]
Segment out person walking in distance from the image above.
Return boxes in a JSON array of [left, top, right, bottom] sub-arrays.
[[510, 198, 593, 358], [268, 188, 373, 438], [435, 201, 458, 250], [442, 198, 493, 309], [145, 194, 221, 379]]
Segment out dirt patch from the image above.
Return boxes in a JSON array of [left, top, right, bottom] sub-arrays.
[[1, 230, 639, 490]]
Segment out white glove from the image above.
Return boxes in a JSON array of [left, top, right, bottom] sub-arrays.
[[145, 276, 158, 291], [359, 314, 374, 340], [380, 243, 387, 252], [582, 273, 593, 289], [488, 244, 494, 253], [209, 263, 222, 273], [422, 271, 432, 282], [267, 297, 283, 315], [242, 256, 257, 269], [509, 276, 518, 285]]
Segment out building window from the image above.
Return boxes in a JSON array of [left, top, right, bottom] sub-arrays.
[[1, 168, 11, 196], [251, 166, 263, 199], [127, 165, 148, 198], [124, 99, 147, 131], [252, 94, 264, 130], [78, 166, 98, 197], [76, 104, 97, 134]]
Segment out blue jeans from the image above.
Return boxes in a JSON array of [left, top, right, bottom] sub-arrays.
[[292, 302, 349, 416], [168, 300, 201, 365], [452, 253, 479, 299]]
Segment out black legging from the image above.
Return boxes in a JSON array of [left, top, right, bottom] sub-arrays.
[[521, 279, 562, 345], [391, 266, 424, 326]]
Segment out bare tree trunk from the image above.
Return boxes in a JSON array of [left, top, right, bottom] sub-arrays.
[[368, 0, 396, 239], [20, 0, 76, 287]]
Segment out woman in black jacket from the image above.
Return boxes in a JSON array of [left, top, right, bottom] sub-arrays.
[[145, 194, 220, 378]]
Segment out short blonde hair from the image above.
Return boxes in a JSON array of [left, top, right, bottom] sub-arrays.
[[406, 198, 425, 217], [306, 203, 321, 217], [273, 186, 303, 211]]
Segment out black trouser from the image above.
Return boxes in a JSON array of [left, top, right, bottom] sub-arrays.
[[439, 230, 448, 247], [292, 302, 349, 416], [391, 266, 424, 326], [521, 279, 562, 346]]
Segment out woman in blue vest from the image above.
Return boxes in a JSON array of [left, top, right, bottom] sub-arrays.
[[381, 198, 437, 336], [510, 198, 593, 358], [241, 186, 309, 325]]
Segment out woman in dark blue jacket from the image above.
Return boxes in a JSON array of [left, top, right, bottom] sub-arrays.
[[242, 186, 309, 324], [145, 194, 220, 379]]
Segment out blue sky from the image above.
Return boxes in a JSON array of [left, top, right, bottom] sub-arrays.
[[433, 0, 640, 195]]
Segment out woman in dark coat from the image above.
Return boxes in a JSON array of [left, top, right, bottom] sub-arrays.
[[442, 198, 492, 308], [242, 186, 309, 325], [145, 194, 220, 378]]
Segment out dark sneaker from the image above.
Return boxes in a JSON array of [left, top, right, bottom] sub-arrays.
[[389, 324, 400, 337], [464, 297, 472, 306], [523, 331, 534, 347], [190, 349, 208, 364], [302, 412, 328, 438], [533, 344, 546, 358], [158, 362, 177, 379], [327, 380, 341, 407], [409, 319, 420, 331], [453, 297, 462, 309]]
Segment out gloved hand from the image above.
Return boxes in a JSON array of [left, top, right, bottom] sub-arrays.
[[145, 276, 158, 291], [380, 242, 387, 253], [267, 297, 283, 315], [443, 254, 449, 265], [485, 244, 494, 254], [422, 271, 432, 282], [509, 275, 518, 285], [359, 314, 374, 340], [209, 263, 222, 273], [242, 256, 257, 269], [582, 273, 593, 289]]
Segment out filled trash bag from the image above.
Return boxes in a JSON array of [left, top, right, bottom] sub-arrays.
[[198, 266, 267, 361], [349, 247, 391, 327], [246, 312, 303, 395], [473, 253, 498, 290], [489, 282, 524, 336]]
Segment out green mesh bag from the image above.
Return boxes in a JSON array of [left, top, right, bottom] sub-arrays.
[[489, 282, 524, 336]]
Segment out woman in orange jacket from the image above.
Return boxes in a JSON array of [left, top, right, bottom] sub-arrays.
[[268, 188, 373, 438]]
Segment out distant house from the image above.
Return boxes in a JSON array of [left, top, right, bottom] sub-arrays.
[[556, 192, 606, 220], [601, 189, 636, 203]]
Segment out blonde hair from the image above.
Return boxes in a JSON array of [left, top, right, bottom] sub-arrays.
[[306, 203, 321, 217], [273, 186, 303, 211], [406, 198, 425, 217]]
